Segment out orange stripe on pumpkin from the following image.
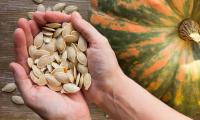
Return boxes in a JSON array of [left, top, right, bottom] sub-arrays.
[[90, 11, 149, 33], [118, 47, 139, 59], [176, 53, 186, 82], [91, 0, 98, 9]]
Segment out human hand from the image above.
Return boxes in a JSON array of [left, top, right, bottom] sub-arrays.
[[69, 12, 124, 105], [10, 12, 91, 120]]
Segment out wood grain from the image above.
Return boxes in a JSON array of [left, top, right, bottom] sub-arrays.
[[0, 0, 107, 119]]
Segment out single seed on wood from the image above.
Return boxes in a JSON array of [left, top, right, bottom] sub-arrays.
[[62, 5, 78, 14], [53, 3, 66, 11], [33, 0, 43, 4], [11, 96, 24, 105], [1, 83, 16, 93], [37, 4, 45, 12], [27, 12, 34, 19]]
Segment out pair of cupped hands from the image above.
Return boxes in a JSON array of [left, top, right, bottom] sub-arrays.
[[10, 11, 122, 120]]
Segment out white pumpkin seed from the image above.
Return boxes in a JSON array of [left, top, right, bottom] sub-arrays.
[[62, 5, 78, 14], [64, 35, 78, 43], [32, 65, 43, 78], [47, 64, 53, 72], [45, 74, 61, 87], [54, 72, 70, 84], [77, 52, 87, 65], [77, 63, 88, 74], [27, 12, 34, 19], [30, 71, 47, 86], [63, 83, 80, 93], [66, 71, 74, 83], [43, 30, 53, 37], [33, 0, 43, 4], [46, 7, 52, 11], [37, 4, 45, 12], [42, 27, 56, 32], [53, 52, 61, 63], [51, 62, 60, 69], [11, 96, 24, 105], [75, 73, 80, 86], [29, 45, 37, 58], [60, 60, 69, 68], [37, 55, 54, 69], [79, 74, 84, 88], [83, 73, 91, 90], [34, 59, 39, 64], [56, 36, 66, 52], [46, 23, 61, 29], [47, 84, 62, 92], [40, 67, 46, 72], [43, 39, 56, 53], [77, 36, 87, 52], [51, 67, 65, 74], [62, 23, 73, 37], [27, 58, 34, 68], [1, 83, 16, 93], [43, 36, 52, 43], [73, 66, 77, 79], [34, 49, 50, 58], [61, 50, 68, 61], [53, 3, 66, 11], [67, 46, 76, 63], [53, 28, 63, 38]]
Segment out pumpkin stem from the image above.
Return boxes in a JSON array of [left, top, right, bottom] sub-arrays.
[[178, 19, 200, 43]]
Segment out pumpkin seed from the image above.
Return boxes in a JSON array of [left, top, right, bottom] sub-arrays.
[[43, 36, 52, 43], [66, 70, 74, 83], [34, 59, 39, 64], [45, 74, 61, 87], [47, 64, 53, 72], [78, 36, 87, 52], [47, 84, 62, 92], [61, 50, 68, 61], [33, 0, 43, 4], [34, 49, 50, 58], [62, 23, 73, 37], [75, 73, 80, 86], [53, 3, 66, 11], [54, 28, 63, 38], [63, 83, 80, 93], [71, 30, 79, 40], [27, 12, 34, 19], [77, 52, 87, 65], [54, 72, 70, 83], [30, 71, 47, 85], [37, 55, 54, 69], [67, 46, 76, 63], [43, 39, 56, 53], [1, 83, 16, 93], [46, 7, 52, 11], [11, 96, 24, 105], [83, 73, 91, 90], [42, 27, 56, 32], [62, 5, 78, 14], [77, 63, 88, 74], [51, 67, 65, 74], [40, 67, 46, 72], [43, 30, 53, 37], [37, 4, 45, 12], [28, 45, 37, 58], [73, 66, 77, 79], [79, 74, 84, 88], [46, 23, 61, 29], [56, 36, 66, 53], [32, 65, 43, 78], [51, 62, 60, 69], [64, 35, 78, 43], [27, 57, 34, 68]]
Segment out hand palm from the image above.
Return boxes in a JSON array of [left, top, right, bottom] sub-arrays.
[[10, 12, 90, 120]]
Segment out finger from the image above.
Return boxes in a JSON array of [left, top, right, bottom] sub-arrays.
[[45, 11, 71, 23], [13, 28, 29, 72], [9, 62, 33, 97], [28, 20, 40, 37], [33, 12, 46, 25], [71, 12, 105, 44], [17, 18, 33, 46]]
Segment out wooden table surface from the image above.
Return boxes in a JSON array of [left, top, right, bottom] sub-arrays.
[[0, 0, 107, 119]]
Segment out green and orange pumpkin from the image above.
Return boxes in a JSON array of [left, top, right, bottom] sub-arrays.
[[89, 0, 200, 118]]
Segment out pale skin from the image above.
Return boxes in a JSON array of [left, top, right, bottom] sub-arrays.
[[9, 11, 192, 120]]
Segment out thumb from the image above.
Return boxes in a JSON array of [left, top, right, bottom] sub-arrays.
[[9, 62, 33, 96], [71, 12, 106, 45]]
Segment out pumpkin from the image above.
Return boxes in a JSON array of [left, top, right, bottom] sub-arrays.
[[89, 0, 200, 118]]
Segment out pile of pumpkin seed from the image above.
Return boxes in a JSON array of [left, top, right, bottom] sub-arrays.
[[28, 22, 91, 93], [1, 1, 87, 105]]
